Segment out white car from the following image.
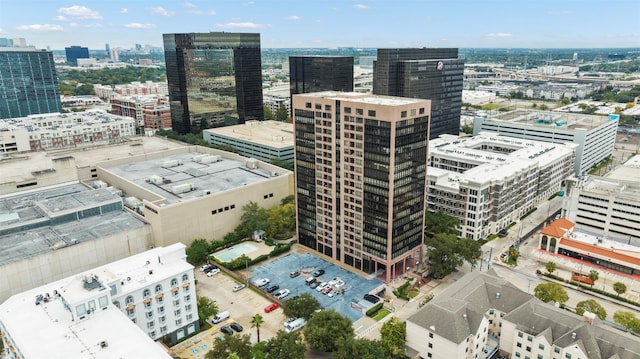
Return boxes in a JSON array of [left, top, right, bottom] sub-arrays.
[[199, 264, 211, 272], [315, 282, 328, 292], [327, 290, 336, 298], [232, 284, 246, 292], [275, 289, 290, 299], [206, 268, 220, 277], [254, 278, 270, 287]]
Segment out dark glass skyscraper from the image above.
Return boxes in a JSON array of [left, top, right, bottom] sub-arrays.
[[0, 48, 62, 119], [163, 32, 263, 134], [373, 48, 463, 139], [64, 46, 89, 65], [289, 56, 354, 96]]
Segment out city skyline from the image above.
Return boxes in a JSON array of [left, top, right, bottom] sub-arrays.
[[1, 0, 639, 50]]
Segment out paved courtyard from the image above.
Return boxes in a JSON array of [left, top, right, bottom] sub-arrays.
[[249, 252, 385, 322]]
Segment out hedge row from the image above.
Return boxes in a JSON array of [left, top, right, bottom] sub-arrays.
[[366, 302, 384, 317], [218, 242, 294, 270]]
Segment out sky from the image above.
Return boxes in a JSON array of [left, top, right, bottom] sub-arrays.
[[0, 0, 639, 50]]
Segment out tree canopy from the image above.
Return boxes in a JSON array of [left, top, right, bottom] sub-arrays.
[[425, 232, 482, 279], [58, 66, 166, 96], [379, 317, 406, 357], [613, 311, 640, 332], [575, 299, 607, 320], [545, 261, 556, 274], [534, 282, 569, 304], [206, 334, 252, 359], [334, 338, 390, 359], [424, 210, 459, 238], [283, 293, 322, 320], [251, 314, 265, 343], [613, 282, 627, 297], [237, 202, 268, 238], [186, 239, 209, 265], [263, 330, 306, 359], [304, 310, 354, 352], [588, 270, 599, 287], [197, 296, 219, 326]]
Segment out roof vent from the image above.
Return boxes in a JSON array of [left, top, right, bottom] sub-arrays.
[[463, 314, 468, 320], [496, 292, 501, 299], [571, 332, 577, 340]]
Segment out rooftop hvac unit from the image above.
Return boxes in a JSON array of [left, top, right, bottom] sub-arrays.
[[146, 175, 164, 185], [172, 183, 194, 194], [106, 186, 123, 197], [192, 154, 208, 163], [162, 159, 182, 168], [199, 155, 220, 164], [246, 159, 258, 169], [92, 180, 108, 189], [123, 196, 142, 210]]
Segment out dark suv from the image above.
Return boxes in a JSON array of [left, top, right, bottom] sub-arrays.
[[266, 284, 280, 293], [312, 269, 325, 277], [364, 294, 380, 304]]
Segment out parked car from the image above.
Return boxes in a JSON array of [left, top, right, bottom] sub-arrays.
[[289, 271, 301, 278], [206, 268, 220, 277], [232, 284, 246, 292], [305, 277, 317, 286], [364, 294, 380, 304], [327, 290, 336, 298], [275, 289, 290, 299], [315, 282, 328, 292], [220, 326, 234, 335], [212, 310, 230, 324], [230, 322, 243, 332], [204, 265, 218, 273], [264, 302, 280, 313], [312, 269, 325, 277], [322, 287, 332, 295], [309, 281, 320, 289], [199, 264, 211, 272], [253, 278, 270, 287], [266, 284, 280, 293]]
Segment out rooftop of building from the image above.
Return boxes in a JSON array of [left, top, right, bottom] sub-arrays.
[[605, 154, 640, 183], [484, 109, 617, 131], [101, 149, 283, 205], [0, 46, 44, 52], [428, 132, 576, 188], [0, 109, 134, 133], [0, 183, 147, 266], [294, 91, 429, 106], [0, 136, 185, 184], [203, 120, 293, 149], [0, 246, 188, 358]]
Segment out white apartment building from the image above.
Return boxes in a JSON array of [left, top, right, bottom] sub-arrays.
[[0, 243, 196, 358], [428, 133, 576, 240], [473, 109, 618, 176], [406, 272, 640, 359], [93, 81, 168, 99], [0, 110, 136, 153], [563, 155, 640, 242], [263, 93, 291, 116]]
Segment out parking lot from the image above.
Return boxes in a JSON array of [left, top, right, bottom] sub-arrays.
[[249, 253, 384, 322]]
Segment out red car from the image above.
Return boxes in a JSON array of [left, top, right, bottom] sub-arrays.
[[322, 287, 333, 295], [264, 302, 280, 313]]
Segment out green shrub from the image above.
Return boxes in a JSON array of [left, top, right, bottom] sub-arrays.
[[366, 302, 384, 317], [269, 242, 292, 257]]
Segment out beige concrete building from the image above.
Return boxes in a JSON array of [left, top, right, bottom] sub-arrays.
[[406, 271, 640, 359]]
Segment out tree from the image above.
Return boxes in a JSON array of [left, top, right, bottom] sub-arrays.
[[425, 233, 482, 278], [197, 296, 219, 326], [561, 97, 571, 105], [545, 261, 557, 275], [283, 293, 322, 320], [264, 330, 306, 359], [534, 282, 569, 304], [237, 202, 268, 238], [613, 282, 627, 297], [304, 309, 354, 352], [539, 104, 549, 110], [275, 105, 289, 122], [380, 317, 406, 357], [334, 338, 390, 359], [187, 239, 210, 265], [265, 202, 296, 239], [613, 311, 640, 332], [251, 314, 265, 343], [588, 270, 599, 288], [264, 106, 275, 121], [575, 299, 607, 320], [424, 210, 459, 238], [206, 334, 252, 359]]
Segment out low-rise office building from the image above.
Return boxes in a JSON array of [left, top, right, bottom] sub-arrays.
[[563, 155, 640, 242], [0, 243, 196, 358], [111, 95, 171, 129], [428, 133, 576, 240], [203, 120, 294, 163], [406, 271, 640, 359], [0, 110, 136, 153], [473, 109, 618, 176]]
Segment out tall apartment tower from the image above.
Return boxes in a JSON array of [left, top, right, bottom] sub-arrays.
[[293, 91, 431, 282], [65, 45, 90, 65], [163, 32, 263, 134], [0, 47, 62, 119], [289, 56, 354, 96], [373, 48, 463, 139]]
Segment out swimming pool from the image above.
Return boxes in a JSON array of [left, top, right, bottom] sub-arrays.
[[213, 242, 259, 262]]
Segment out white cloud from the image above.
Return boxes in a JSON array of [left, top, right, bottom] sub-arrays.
[[242, 1, 255, 6], [216, 22, 268, 29], [124, 23, 157, 29], [53, 15, 68, 21], [58, 5, 102, 20], [16, 24, 64, 31], [289, 15, 300, 21], [184, 2, 196, 7], [150, 7, 175, 16], [354, 4, 369, 10], [120, 8, 129, 14], [486, 32, 512, 38], [0, 28, 5, 34], [70, 22, 103, 28], [187, 10, 217, 15]]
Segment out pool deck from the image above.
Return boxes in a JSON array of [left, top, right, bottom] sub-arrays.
[[210, 241, 273, 263]]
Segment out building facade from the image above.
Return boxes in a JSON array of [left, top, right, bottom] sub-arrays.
[[373, 48, 464, 139], [163, 32, 263, 134], [289, 56, 354, 98], [203, 120, 294, 163], [0, 110, 136, 152], [473, 110, 619, 176], [110, 95, 171, 129], [64, 46, 90, 65], [0, 47, 62, 119], [427, 133, 576, 240], [0, 244, 196, 358], [93, 81, 169, 99], [293, 91, 431, 281]]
